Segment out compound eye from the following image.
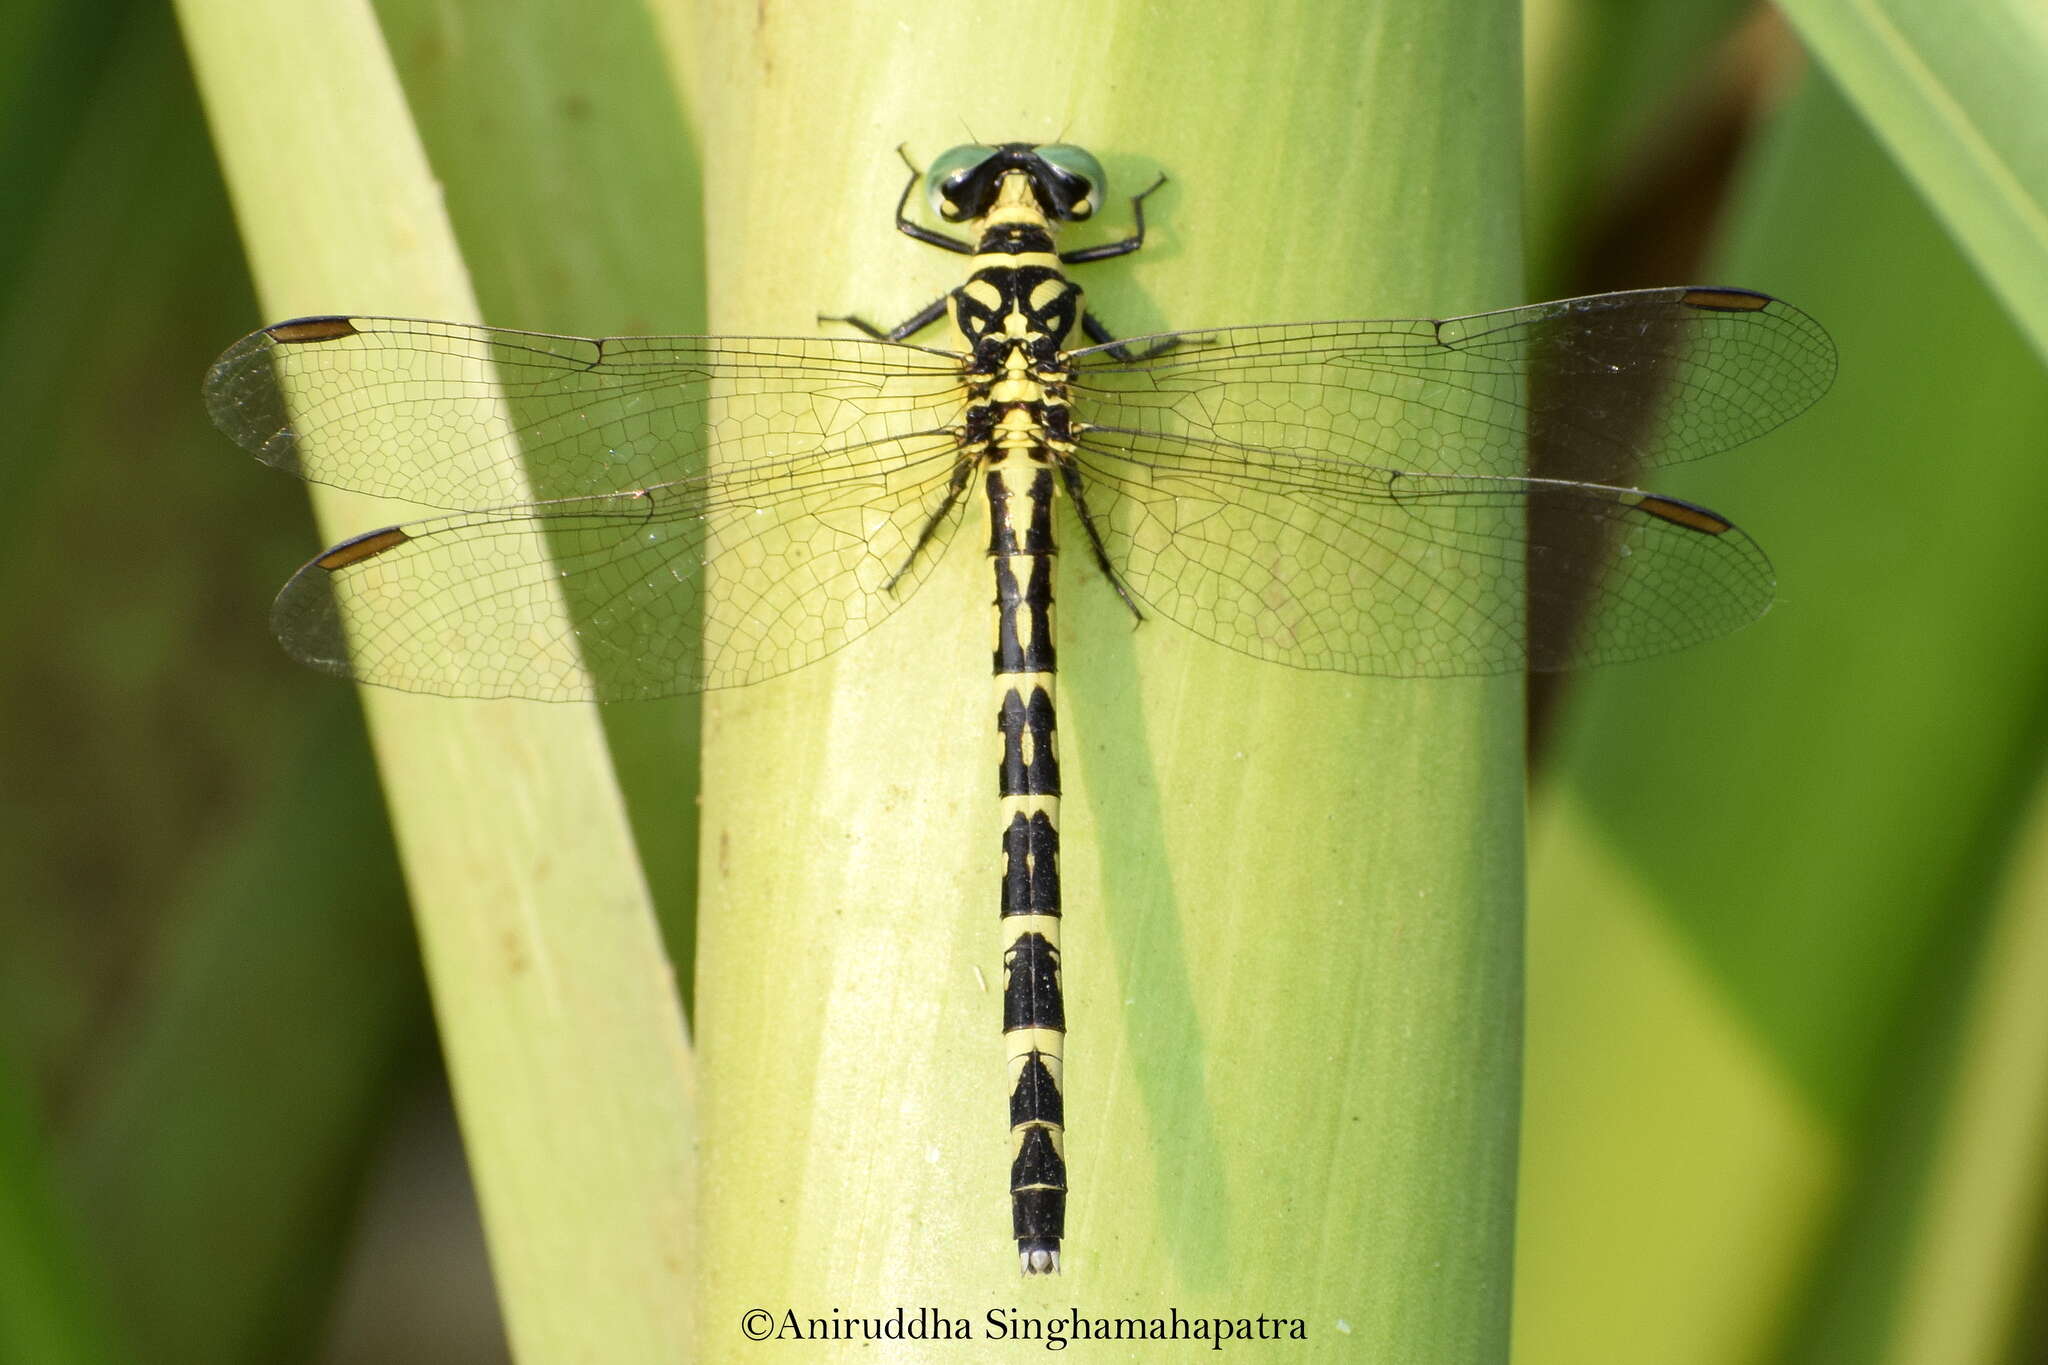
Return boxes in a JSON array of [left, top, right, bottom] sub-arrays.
[[1035, 143, 1107, 220], [925, 143, 998, 221]]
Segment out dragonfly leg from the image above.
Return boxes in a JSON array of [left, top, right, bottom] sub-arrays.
[[821, 147, 970, 342], [1078, 312, 1179, 362], [819, 292, 949, 343], [889, 144, 976, 255], [885, 454, 976, 592], [1058, 172, 1166, 265], [1056, 461, 1143, 623]]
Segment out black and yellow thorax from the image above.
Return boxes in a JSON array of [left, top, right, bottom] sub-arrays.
[[950, 169, 1086, 481]]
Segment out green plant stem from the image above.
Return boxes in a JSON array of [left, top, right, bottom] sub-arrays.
[[680, 1, 1525, 1355]]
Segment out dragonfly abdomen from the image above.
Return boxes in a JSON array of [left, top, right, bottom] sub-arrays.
[[989, 453, 1067, 1276]]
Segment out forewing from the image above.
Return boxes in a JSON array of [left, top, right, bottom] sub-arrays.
[[273, 430, 967, 700], [1070, 288, 1835, 486], [205, 316, 967, 509], [1071, 426, 1774, 677]]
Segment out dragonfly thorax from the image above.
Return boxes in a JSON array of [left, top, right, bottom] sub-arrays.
[[954, 265, 1082, 366], [947, 170, 1086, 470], [951, 170, 1087, 363]]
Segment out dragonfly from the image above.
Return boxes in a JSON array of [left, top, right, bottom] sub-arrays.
[[205, 140, 1836, 1274]]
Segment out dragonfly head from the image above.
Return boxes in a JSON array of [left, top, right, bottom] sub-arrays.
[[925, 142, 1106, 225]]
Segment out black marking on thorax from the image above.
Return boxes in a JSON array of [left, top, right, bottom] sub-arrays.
[[976, 223, 1056, 256], [950, 264, 1084, 372]]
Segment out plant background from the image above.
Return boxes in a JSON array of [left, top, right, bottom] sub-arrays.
[[2, 1, 2044, 1363]]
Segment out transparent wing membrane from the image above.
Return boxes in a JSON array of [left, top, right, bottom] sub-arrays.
[[1074, 428, 1771, 675], [206, 317, 966, 508], [269, 434, 965, 700], [206, 288, 1834, 697], [1069, 288, 1834, 485]]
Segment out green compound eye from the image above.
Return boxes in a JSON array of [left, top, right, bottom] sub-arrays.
[[1034, 144, 1107, 219], [925, 143, 999, 220]]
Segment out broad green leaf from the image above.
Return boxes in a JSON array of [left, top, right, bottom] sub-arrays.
[[175, 3, 695, 1360], [372, 0, 710, 970]]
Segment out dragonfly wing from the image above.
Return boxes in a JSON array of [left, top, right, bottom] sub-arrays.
[[206, 316, 967, 510], [1071, 426, 1773, 676], [1069, 287, 1835, 485], [273, 430, 967, 700]]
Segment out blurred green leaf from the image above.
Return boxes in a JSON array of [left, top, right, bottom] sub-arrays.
[[1524, 0, 1759, 287], [1781, 0, 2048, 365], [0, 5, 427, 1362], [0, 1047, 117, 1365], [65, 711, 420, 1365], [1517, 61, 2048, 1365], [1874, 762, 2048, 1365]]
